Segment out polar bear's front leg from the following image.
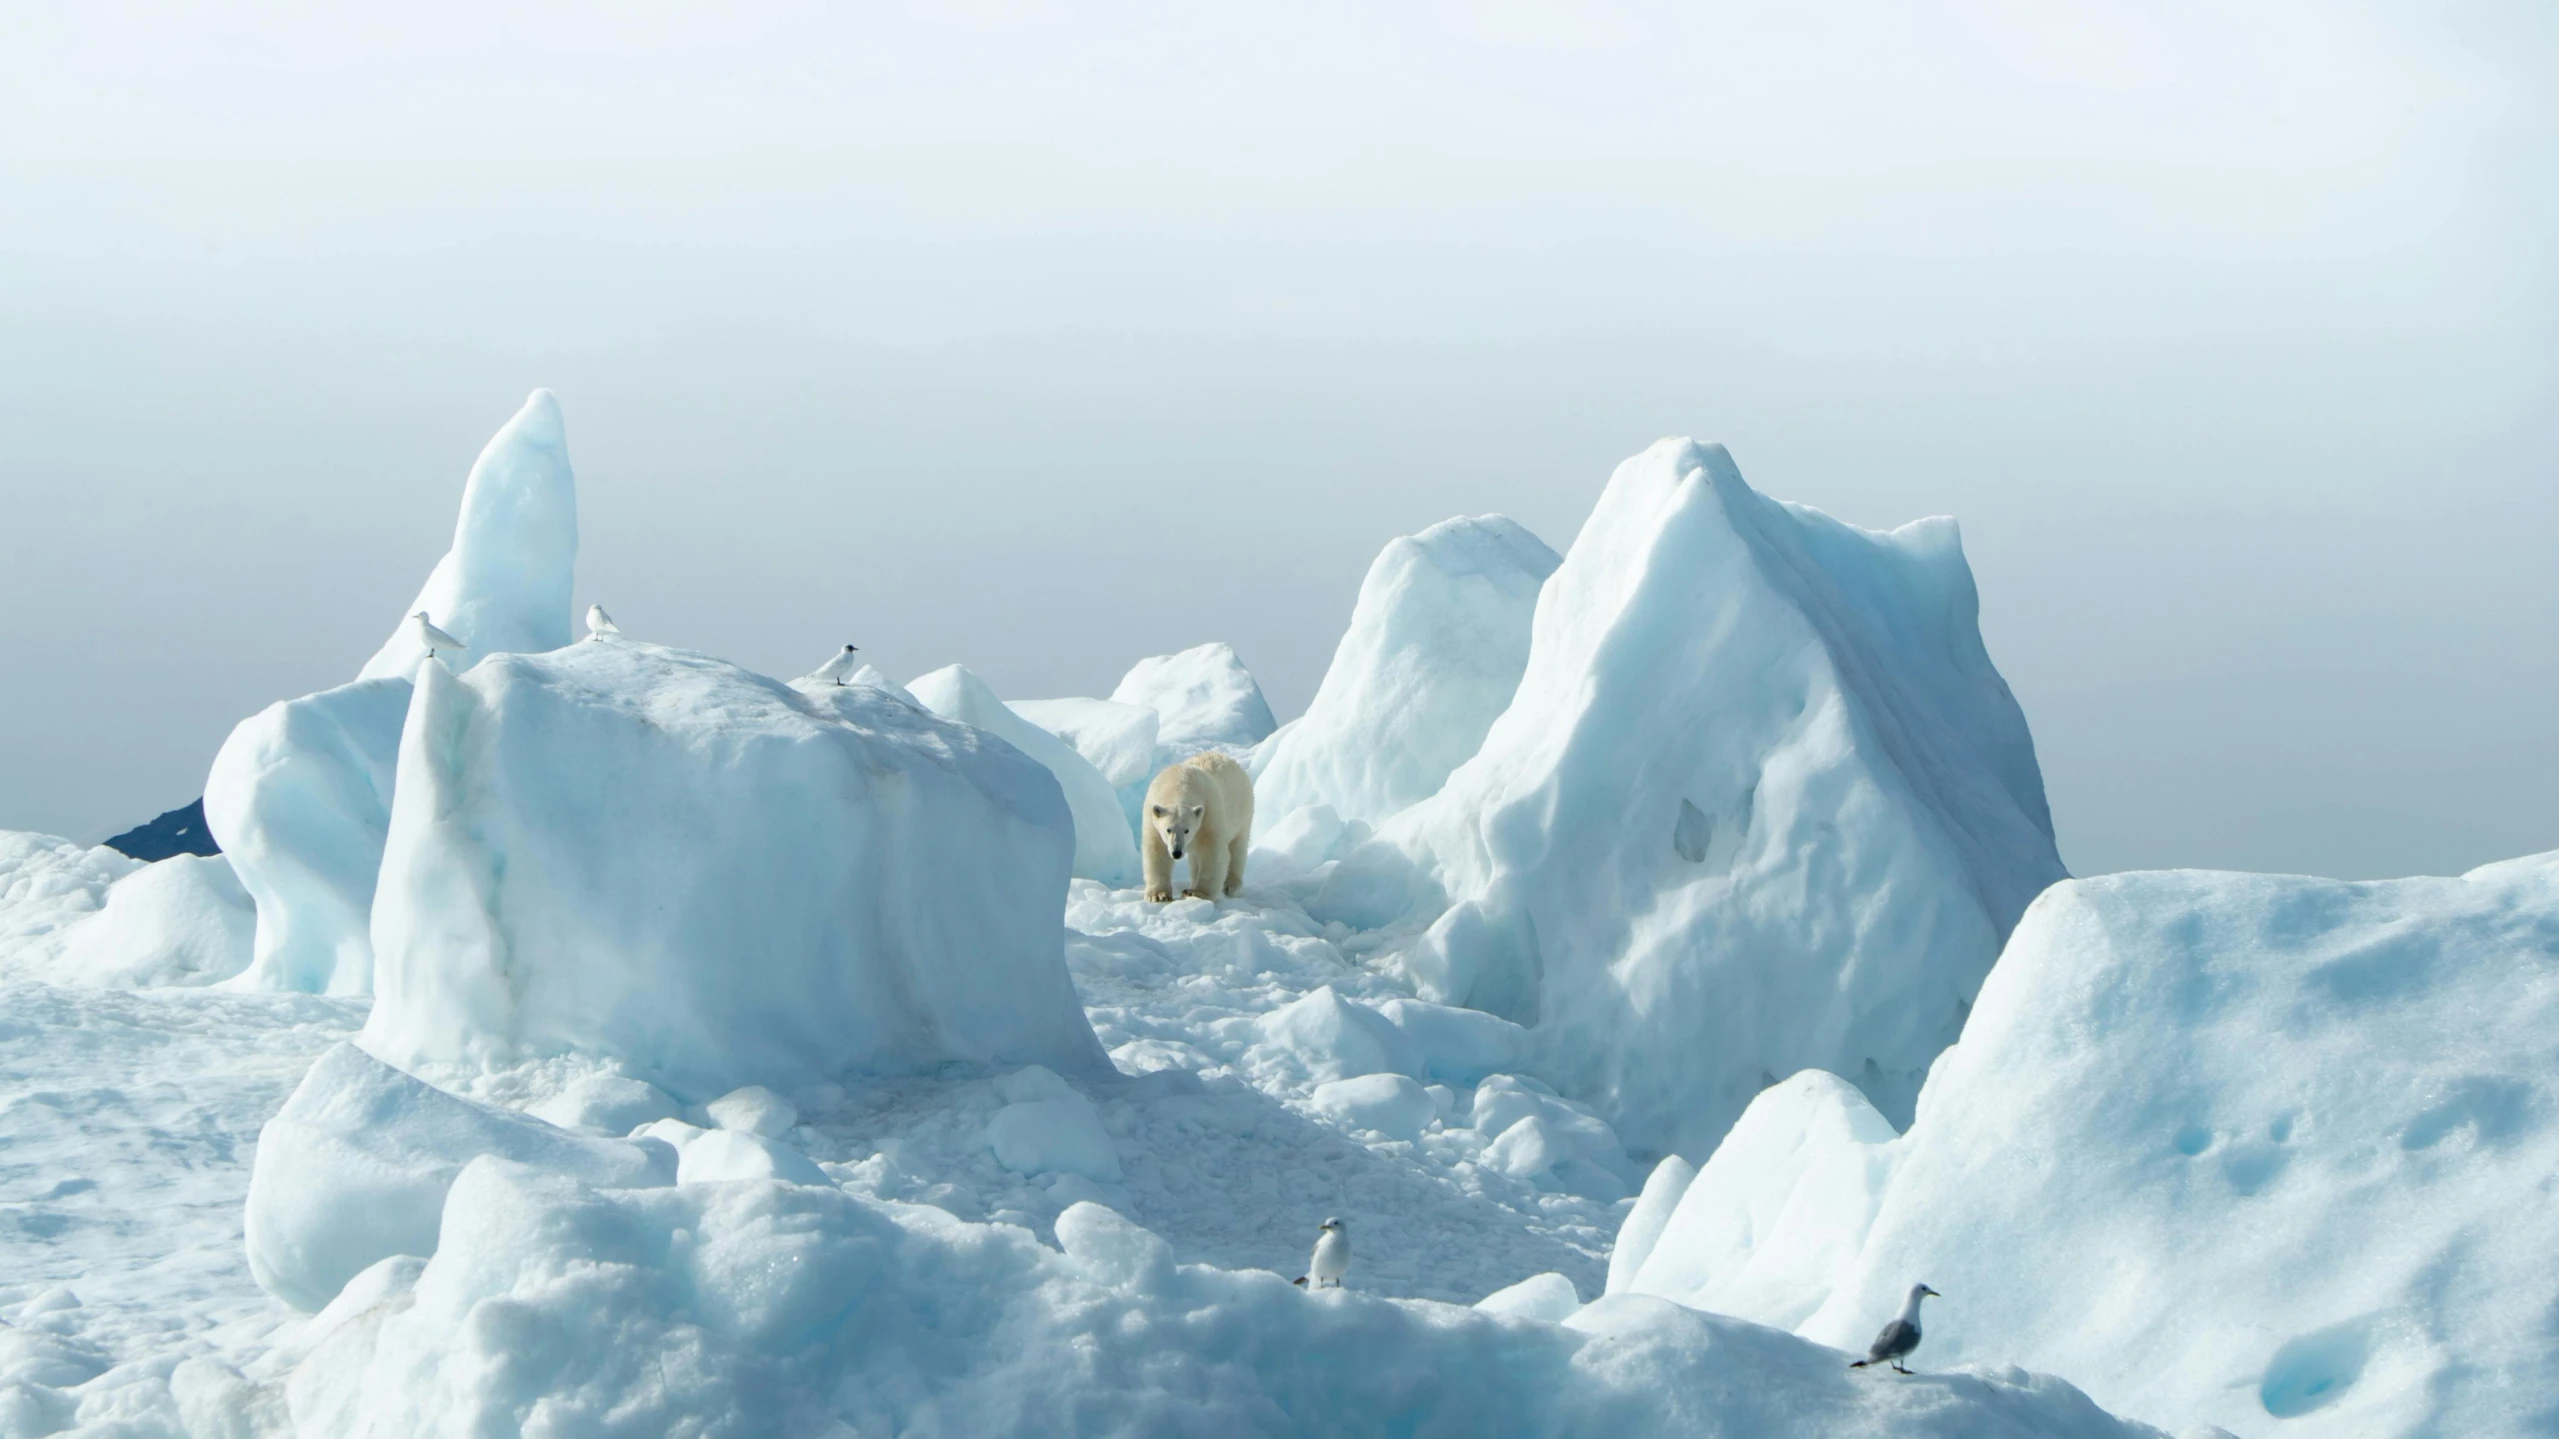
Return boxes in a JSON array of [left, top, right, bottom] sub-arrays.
[[1223, 831, 1248, 896], [1143, 827, 1175, 903], [1187, 840, 1228, 901]]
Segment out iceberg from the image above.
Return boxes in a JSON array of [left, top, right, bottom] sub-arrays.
[[361, 640, 1111, 1101], [1385, 440, 2066, 1155], [1623, 853, 2559, 1438], [1006, 697, 1160, 792], [1110, 642, 1277, 751], [908, 663, 1142, 887], [205, 392, 586, 995], [356, 390, 577, 680], [1257, 515, 1560, 827], [202, 676, 411, 994]]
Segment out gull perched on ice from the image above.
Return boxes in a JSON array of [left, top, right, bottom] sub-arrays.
[[1292, 1217, 1350, 1290], [405, 612, 465, 662], [810, 644, 863, 685], [1850, 1284, 1940, 1374], [585, 604, 620, 640]]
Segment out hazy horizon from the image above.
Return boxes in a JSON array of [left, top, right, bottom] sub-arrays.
[[3, 1, 2552, 879]]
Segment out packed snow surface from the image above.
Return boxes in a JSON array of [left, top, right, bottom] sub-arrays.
[[1621, 852, 2559, 1438], [1377, 439, 2067, 1155], [355, 389, 577, 681], [908, 663, 1142, 886], [363, 641, 1109, 1100], [1257, 515, 1560, 828]]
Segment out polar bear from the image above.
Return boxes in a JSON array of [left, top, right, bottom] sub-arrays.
[[1142, 751, 1255, 903]]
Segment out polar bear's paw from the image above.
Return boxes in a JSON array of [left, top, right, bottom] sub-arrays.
[[1147, 886, 1174, 903]]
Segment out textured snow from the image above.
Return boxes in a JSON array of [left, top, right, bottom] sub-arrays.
[[908, 663, 1142, 886], [243, 1042, 671, 1312], [364, 641, 1110, 1100], [203, 676, 411, 995], [1380, 439, 2067, 1155], [277, 1159, 2162, 1438], [1110, 641, 1278, 751], [0, 832, 141, 975], [49, 855, 255, 988], [1622, 853, 2559, 1438], [1257, 515, 1560, 828], [355, 390, 577, 681]]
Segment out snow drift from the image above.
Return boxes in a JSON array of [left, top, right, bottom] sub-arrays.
[[0, 831, 141, 975], [356, 389, 577, 680], [244, 1042, 670, 1312], [908, 663, 1141, 887], [1257, 515, 1560, 829], [49, 854, 255, 987], [1620, 853, 2559, 1438], [362, 640, 1110, 1101], [1382, 439, 2066, 1155], [282, 1159, 2168, 1438]]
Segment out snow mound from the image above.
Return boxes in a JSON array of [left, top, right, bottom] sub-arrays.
[[1386, 439, 2065, 1155], [244, 1042, 670, 1312], [356, 390, 578, 680], [1007, 696, 1161, 790], [1257, 515, 1560, 827], [49, 854, 255, 988], [1110, 641, 1277, 751], [1617, 1070, 1897, 1329], [362, 640, 1110, 1101], [908, 663, 1142, 887], [0, 831, 141, 974], [1245, 984, 1423, 1084], [1477, 1271, 1583, 1322], [1633, 854, 2559, 1438], [282, 1157, 2169, 1437], [202, 675, 411, 994]]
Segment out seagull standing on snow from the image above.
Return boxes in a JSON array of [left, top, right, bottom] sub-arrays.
[[1850, 1284, 1940, 1374], [406, 612, 465, 662], [810, 643, 863, 685], [1293, 1217, 1350, 1290], [585, 604, 620, 640]]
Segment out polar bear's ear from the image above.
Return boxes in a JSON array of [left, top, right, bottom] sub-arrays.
[[1151, 804, 1168, 818], [1190, 805, 1204, 818]]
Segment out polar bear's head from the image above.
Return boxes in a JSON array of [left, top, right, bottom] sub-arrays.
[[1149, 800, 1206, 861]]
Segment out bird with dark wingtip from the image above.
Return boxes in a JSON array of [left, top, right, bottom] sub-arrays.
[[1850, 1284, 1939, 1374]]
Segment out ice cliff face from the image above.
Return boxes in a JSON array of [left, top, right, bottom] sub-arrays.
[[362, 641, 1110, 1100], [1356, 440, 2065, 1157]]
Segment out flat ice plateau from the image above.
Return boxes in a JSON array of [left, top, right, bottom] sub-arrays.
[[0, 393, 2538, 1437]]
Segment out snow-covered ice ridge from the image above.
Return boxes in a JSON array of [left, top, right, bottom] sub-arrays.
[[0, 388, 2518, 1436]]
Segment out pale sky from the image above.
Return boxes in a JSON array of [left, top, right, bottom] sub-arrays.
[[2, 0, 2552, 878]]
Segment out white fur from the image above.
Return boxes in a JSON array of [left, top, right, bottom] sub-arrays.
[[1142, 752, 1255, 903]]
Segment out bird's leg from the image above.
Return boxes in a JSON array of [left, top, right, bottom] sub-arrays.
[[1892, 1363, 1912, 1375]]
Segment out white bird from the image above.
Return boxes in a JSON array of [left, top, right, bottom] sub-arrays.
[[585, 604, 620, 640], [1850, 1284, 1940, 1374], [406, 611, 465, 661], [810, 643, 863, 685], [1294, 1217, 1350, 1290]]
